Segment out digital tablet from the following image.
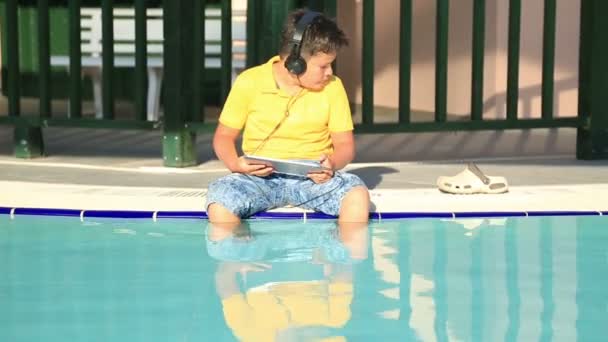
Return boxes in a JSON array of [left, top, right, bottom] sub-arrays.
[[244, 155, 330, 177]]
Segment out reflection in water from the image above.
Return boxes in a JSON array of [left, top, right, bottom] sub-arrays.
[[505, 218, 520, 342], [1, 215, 607, 341], [207, 221, 369, 342], [539, 218, 554, 342], [371, 216, 607, 342], [205, 216, 608, 341]]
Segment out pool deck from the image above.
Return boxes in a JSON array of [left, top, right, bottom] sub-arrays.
[[2, 125, 608, 216]]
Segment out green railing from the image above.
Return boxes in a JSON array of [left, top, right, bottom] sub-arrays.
[[356, 0, 607, 162], [1, 0, 234, 166], [1, 0, 607, 166], [357, 0, 578, 133]]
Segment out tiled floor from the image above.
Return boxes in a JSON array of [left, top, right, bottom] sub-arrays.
[[1, 124, 608, 214]]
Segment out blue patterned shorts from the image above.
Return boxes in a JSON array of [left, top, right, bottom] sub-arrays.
[[205, 220, 355, 264], [206, 171, 367, 218]]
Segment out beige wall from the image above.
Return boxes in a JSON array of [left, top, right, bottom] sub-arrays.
[[337, 0, 580, 119]]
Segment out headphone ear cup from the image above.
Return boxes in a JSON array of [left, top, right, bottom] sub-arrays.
[[285, 56, 307, 76]]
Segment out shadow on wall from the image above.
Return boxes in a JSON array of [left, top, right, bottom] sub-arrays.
[[484, 77, 578, 118], [347, 166, 399, 190]]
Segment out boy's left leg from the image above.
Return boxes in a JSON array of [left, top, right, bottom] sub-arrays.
[[289, 172, 370, 222]]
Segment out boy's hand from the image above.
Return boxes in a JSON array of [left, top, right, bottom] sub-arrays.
[[308, 154, 335, 184], [236, 156, 274, 177]]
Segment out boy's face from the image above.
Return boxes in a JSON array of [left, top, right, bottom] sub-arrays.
[[299, 51, 337, 91]]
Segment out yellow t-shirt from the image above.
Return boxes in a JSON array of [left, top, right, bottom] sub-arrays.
[[221, 281, 353, 342], [219, 56, 354, 160]]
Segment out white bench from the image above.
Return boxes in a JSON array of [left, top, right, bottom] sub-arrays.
[[51, 7, 246, 121]]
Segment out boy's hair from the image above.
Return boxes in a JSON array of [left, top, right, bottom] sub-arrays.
[[279, 9, 349, 58]]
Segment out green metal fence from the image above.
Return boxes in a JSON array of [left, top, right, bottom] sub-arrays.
[[358, 0, 576, 132], [1, 0, 232, 166], [1, 0, 607, 166]]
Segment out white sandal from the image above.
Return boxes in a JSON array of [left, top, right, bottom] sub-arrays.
[[437, 163, 508, 194]]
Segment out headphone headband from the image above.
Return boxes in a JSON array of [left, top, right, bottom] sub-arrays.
[[285, 11, 321, 75], [291, 11, 321, 47]]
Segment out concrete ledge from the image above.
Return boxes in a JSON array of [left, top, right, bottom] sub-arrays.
[[2, 181, 606, 216]]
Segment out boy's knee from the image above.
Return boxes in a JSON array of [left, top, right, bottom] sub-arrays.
[[345, 186, 370, 203], [339, 186, 370, 223], [206, 174, 253, 218], [207, 203, 241, 224]]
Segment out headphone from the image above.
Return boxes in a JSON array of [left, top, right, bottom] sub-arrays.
[[284, 11, 321, 76]]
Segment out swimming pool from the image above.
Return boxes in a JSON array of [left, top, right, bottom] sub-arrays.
[[1, 214, 606, 341]]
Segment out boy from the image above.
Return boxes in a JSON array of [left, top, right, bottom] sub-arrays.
[[206, 10, 370, 223]]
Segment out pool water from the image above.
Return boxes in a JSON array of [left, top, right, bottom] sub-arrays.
[[1, 215, 607, 341]]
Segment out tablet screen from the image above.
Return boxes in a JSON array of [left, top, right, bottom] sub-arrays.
[[244, 155, 329, 177]]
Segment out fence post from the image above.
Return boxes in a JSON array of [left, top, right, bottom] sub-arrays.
[[6, 0, 44, 158], [162, 0, 199, 167], [14, 124, 45, 158], [577, 0, 608, 159]]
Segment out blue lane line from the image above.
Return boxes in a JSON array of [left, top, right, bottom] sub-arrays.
[[2, 206, 607, 220]]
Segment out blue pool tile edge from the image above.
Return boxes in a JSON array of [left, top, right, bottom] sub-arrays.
[[1, 207, 606, 220], [525, 211, 603, 217], [156, 211, 208, 219], [84, 210, 154, 218], [13, 208, 83, 217], [377, 212, 454, 219]]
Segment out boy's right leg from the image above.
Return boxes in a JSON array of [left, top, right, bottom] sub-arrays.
[[207, 203, 241, 224], [206, 173, 281, 224]]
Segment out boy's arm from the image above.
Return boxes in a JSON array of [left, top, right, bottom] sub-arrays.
[[311, 130, 354, 184], [213, 123, 273, 176], [328, 130, 355, 170], [325, 77, 355, 171], [213, 123, 241, 172]]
